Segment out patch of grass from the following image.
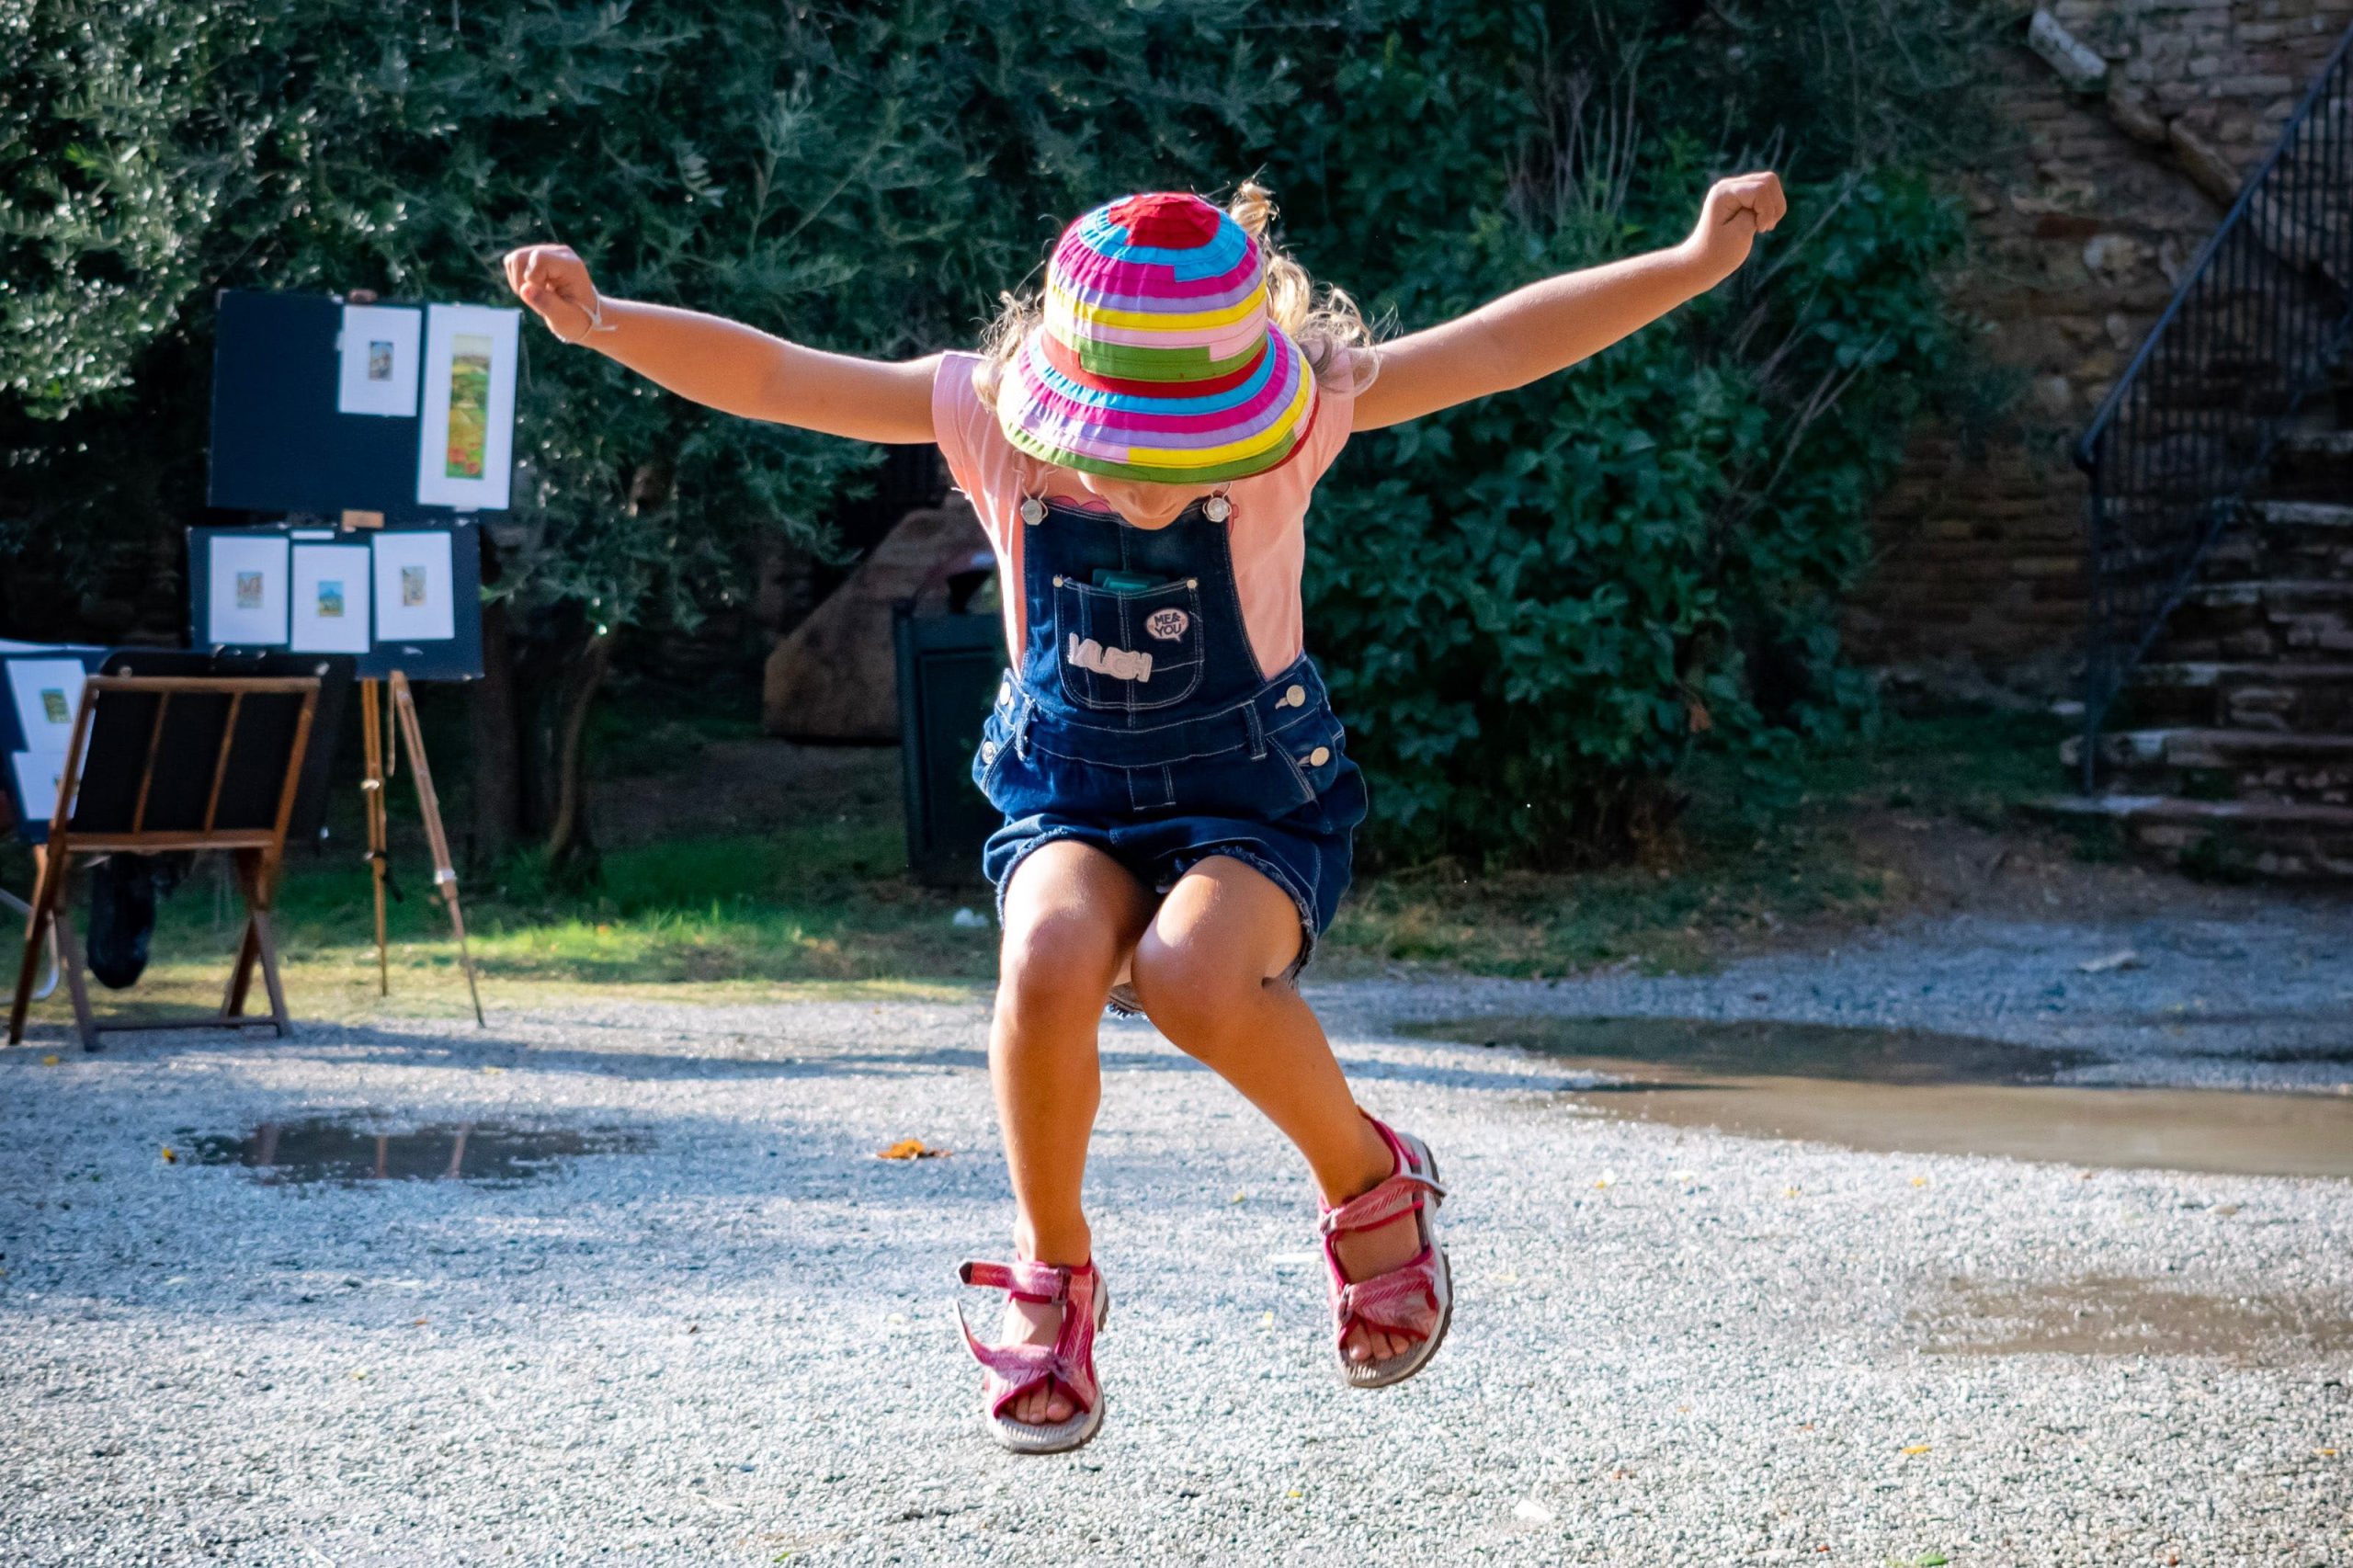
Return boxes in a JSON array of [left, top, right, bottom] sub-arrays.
[[1322, 706, 2067, 979], [0, 704, 2065, 1031], [1324, 823, 1887, 980], [249, 812, 999, 989]]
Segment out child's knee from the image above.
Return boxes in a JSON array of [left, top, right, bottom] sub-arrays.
[[998, 905, 1127, 1009], [1127, 931, 1253, 1045]]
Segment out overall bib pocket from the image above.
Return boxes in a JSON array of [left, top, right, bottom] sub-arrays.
[[1052, 575, 1204, 713]]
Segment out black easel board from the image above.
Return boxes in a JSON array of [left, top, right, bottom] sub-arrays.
[[209, 291, 423, 515], [92, 650, 354, 843], [187, 520, 484, 682], [207, 289, 517, 517]]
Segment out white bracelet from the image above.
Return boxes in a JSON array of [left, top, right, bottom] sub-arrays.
[[569, 291, 620, 344]]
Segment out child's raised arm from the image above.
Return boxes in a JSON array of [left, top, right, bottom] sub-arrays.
[[501, 244, 938, 446], [1349, 173, 1785, 432]]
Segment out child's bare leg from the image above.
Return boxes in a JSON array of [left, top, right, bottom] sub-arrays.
[[1126, 857, 1420, 1366], [989, 838, 1154, 1424]]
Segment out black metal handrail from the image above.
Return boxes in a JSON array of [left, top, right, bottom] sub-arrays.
[[2072, 22, 2353, 791]]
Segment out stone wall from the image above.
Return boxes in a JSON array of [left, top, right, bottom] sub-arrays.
[[1849, 0, 2353, 686]]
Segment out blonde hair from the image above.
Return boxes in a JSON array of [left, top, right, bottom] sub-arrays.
[[975, 179, 1375, 411]]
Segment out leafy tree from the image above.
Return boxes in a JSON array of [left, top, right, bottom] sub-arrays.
[[1, 0, 1290, 877], [1, 0, 1999, 878]]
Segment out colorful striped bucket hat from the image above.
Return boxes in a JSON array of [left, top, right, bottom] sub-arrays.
[[996, 192, 1319, 485]]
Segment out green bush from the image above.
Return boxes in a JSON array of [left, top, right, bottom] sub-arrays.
[[1255, 6, 1991, 867], [1303, 166, 1968, 867]]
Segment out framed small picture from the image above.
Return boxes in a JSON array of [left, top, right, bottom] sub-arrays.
[[206, 533, 290, 646], [336, 303, 422, 417], [372, 529, 457, 641], [5, 658, 88, 751], [290, 542, 369, 653]]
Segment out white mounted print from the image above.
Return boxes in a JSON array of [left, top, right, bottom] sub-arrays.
[[415, 303, 518, 510], [5, 658, 89, 751], [290, 543, 372, 653], [205, 532, 290, 646], [371, 531, 457, 642], [336, 303, 422, 417]]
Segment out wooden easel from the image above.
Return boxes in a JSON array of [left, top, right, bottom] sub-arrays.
[[359, 669, 483, 1025], [8, 675, 318, 1049]]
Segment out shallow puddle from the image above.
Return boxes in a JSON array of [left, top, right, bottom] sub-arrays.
[[1916, 1275, 2353, 1363], [1410, 1016, 2353, 1178], [184, 1118, 648, 1186]]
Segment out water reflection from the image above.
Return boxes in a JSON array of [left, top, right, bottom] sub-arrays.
[[185, 1118, 649, 1186], [1407, 1016, 2353, 1178]]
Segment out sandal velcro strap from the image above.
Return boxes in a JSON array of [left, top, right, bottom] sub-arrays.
[[1316, 1170, 1444, 1239], [1333, 1254, 1443, 1343], [959, 1334, 1099, 1416], [954, 1258, 1103, 1421], [958, 1256, 1083, 1303]]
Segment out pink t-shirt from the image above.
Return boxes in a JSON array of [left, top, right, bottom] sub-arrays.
[[930, 350, 1356, 682]]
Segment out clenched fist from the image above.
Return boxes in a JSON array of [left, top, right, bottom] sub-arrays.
[[502, 244, 607, 344], [1681, 172, 1787, 285]]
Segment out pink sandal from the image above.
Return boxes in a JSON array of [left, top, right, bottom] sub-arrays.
[[1318, 1113, 1452, 1389], [952, 1257, 1108, 1454]]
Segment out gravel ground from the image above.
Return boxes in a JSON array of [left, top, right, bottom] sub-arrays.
[[3, 908, 2349, 1567]]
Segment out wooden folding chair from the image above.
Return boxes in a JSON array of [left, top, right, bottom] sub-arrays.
[[7, 674, 321, 1050]]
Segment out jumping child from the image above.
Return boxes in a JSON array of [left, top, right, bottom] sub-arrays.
[[504, 168, 1783, 1453]]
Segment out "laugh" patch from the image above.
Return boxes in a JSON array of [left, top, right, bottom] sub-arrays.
[[1067, 634, 1154, 683]]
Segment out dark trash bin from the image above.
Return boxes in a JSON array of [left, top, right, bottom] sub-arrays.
[[892, 599, 1004, 888]]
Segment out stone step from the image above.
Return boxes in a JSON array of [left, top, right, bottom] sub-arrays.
[[2060, 726, 2353, 806], [2199, 500, 2353, 582], [2154, 579, 2353, 661], [2121, 661, 2353, 731], [2276, 426, 2353, 461], [2248, 497, 2353, 531], [2025, 793, 2353, 881], [2248, 420, 2353, 501]]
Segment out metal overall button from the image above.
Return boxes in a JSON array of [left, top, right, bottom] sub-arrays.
[[1280, 720, 1346, 805]]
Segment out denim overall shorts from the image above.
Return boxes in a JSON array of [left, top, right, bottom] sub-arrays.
[[972, 492, 1370, 1005]]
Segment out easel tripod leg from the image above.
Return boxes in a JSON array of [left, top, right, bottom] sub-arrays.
[[389, 672, 484, 1028], [49, 881, 97, 1051], [237, 850, 292, 1036], [361, 678, 390, 997], [7, 845, 58, 1046], [225, 917, 260, 1017]]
